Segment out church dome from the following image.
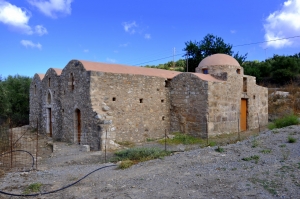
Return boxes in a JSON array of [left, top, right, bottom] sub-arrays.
[[198, 54, 240, 67]]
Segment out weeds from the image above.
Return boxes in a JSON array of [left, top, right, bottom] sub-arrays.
[[159, 132, 205, 145], [111, 147, 171, 169], [268, 114, 299, 130], [215, 146, 224, 153], [287, 136, 297, 143], [251, 137, 259, 148], [23, 183, 42, 194], [207, 141, 216, 147], [281, 149, 290, 161], [249, 178, 278, 195], [116, 141, 135, 147], [146, 138, 156, 142], [279, 144, 286, 148], [260, 149, 272, 154], [242, 155, 260, 164], [118, 160, 134, 169]]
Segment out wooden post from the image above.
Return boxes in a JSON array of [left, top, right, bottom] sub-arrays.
[[206, 121, 209, 146], [257, 113, 260, 133]]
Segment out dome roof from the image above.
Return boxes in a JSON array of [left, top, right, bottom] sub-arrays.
[[198, 54, 240, 67]]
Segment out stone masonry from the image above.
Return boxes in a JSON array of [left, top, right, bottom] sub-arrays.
[[29, 54, 268, 150]]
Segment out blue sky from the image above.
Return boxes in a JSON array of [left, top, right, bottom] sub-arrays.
[[0, 0, 300, 77]]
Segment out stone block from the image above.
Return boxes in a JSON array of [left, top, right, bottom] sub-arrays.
[[80, 145, 90, 152]]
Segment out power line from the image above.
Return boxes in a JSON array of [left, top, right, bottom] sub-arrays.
[[132, 35, 300, 66], [233, 35, 300, 47]]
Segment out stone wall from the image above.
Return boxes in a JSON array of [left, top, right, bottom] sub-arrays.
[[243, 75, 268, 129], [29, 74, 43, 129], [60, 61, 98, 149], [40, 69, 62, 140], [89, 71, 170, 150], [170, 73, 209, 138]]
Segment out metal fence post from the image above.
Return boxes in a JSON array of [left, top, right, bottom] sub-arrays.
[[164, 129, 167, 152], [105, 129, 107, 163], [9, 118, 13, 169], [257, 113, 261, 133], [238, 119, 240, 141], [36, 119, 39, 170]]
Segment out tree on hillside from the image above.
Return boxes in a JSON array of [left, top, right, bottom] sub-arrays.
[[183, 34, 247, 72], [0, 75, 32, 126]]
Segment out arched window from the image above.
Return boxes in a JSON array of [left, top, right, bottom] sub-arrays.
[[70, 73, 74, 91], [47, 92, 51, 104]]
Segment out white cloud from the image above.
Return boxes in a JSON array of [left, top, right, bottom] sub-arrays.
[[83, 49, 89, 53], [119, 42, 129, 47], [0, 1, 32, 34], [263, 0, 300, 48], [34, 25, 47, 35], [20, 40, 42, 49], [0, 1, 47, 35], [122, 21, 137, 34], [28, 0, 73, 18], [144, 33, 151, 39], [106, 58, 116, 63], [230, 30, 236, 34]]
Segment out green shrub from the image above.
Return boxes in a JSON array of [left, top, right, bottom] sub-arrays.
[[242, 155, 260, 164], [287, 136, 297, 143], [260, 149, 272, 154], [268, 114, 299, 129], [208, 141, 216, 147], [24, 183, 42, 194], [215, 146, 224, 153], [118, 160, 134, 169], [112, 147, 171, 163], [159, 132, 205, 145]]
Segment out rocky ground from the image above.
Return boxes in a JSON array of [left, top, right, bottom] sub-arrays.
[[0, 125, 300, 199]]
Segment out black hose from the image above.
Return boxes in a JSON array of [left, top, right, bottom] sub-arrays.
[[0, 150, 35, 172], [0, 150, 117, 197]]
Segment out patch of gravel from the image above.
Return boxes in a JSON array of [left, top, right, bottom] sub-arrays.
[[0, 125, 300, 199]]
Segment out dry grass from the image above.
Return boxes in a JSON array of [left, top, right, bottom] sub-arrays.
[[268, 82, 300, 120]]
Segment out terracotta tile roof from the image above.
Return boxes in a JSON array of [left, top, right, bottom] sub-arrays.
[[37, 74, 45, 80], [79, 60, 181, 79], [51, 68, 62, 75], [193, 73, 224, 82]]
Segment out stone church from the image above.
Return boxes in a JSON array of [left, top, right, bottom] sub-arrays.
[[29, 54, 268, 151]]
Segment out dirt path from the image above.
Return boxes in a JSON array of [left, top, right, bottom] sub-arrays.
[[0, 125, 300, 199]]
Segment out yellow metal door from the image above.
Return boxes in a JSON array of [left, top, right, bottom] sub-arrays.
[[240, 99, 247, 131]]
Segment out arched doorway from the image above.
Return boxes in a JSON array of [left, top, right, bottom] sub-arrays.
[[75, 109, 81, 144], [46, 91, 52, 137]]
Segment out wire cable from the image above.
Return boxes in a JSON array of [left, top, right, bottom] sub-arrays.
[[0, 150, 117, 197], [131, 35, 300, 66]]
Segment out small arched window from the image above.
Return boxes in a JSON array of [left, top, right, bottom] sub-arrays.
[[34, 84, 37, 95], [47, 92, 51, 104], [70, 73, 74, 91]]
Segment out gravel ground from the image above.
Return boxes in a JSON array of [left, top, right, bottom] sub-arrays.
[[0, 125, 300, 199]]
